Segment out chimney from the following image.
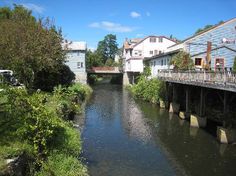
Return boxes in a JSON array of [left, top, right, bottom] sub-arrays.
[[206, 41, 212, 69]]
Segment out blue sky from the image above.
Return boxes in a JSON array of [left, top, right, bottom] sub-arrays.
[[1, 0, 236, 49]]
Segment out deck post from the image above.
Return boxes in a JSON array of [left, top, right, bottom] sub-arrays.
[[169, 84, 180, 113]]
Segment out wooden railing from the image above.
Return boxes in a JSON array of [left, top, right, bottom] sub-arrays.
[[157, 69, 236, 86]]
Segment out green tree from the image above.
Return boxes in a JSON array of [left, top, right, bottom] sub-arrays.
[[170, 51, 194, 70], [0, 5, 68, 90], [97, 34, 118, 63], [195, 21, 224, 35], [233, 57, 236, 72], [85, 50, 103, 69]]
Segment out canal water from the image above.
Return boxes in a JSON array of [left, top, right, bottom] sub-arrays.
[[81, 84, 236, 176]]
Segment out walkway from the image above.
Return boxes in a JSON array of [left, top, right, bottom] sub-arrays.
[[157, 70, 236, 92]]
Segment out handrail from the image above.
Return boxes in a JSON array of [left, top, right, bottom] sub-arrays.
[[157, 69, 236, 85]]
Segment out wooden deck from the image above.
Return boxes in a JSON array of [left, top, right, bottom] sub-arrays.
[[157, 70, 236, 92]]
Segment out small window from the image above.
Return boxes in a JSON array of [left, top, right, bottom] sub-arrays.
[[77, 52, 80, 56], [150, 51, 153, 55], [195, 58, 202, 66], [159, 37, 163, 43], [77, 62, 84, 68], [150, 37, 156, 43], [161, 60, 163, 66], [164, 59, 166, 65], [154, 61, 156, 66], [154, 50, 158, 55], [159, 51, 162, 54]]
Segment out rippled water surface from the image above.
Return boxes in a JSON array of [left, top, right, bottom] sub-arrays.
[[82, 84, 236, 176]]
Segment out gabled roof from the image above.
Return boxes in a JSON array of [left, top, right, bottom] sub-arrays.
[[62, 41, 87, 51], [124, 35, 178, 50], [191, 46, 236, 57], [169, 17, 236, 49]]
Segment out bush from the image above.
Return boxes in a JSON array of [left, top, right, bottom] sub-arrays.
[[0, 84, 91, 175], [36, 153, 88, 176]]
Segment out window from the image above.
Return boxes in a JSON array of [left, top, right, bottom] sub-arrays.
[[150, 51, 153, 55], [154, 50, 158, 55], [150, 37, 156, 43], [77, 62, 84, 68], [164, 59, 166, 65], [195, 58, 202, 66], [215, 58, 224, 70], [161, 60, 163, 66], [154, 61, 156, 66], [159, 51, 162, 54], [159, 37, 163, 43]]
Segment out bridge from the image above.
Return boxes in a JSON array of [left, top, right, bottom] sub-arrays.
[[87, 67, 123, 74], [156, 69, 236, 144], [157, 70, 236, 92]]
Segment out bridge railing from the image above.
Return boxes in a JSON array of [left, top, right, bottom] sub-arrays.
[[157, 69, 236, 85]]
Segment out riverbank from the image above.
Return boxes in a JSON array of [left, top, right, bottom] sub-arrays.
[[0, 83, 92, 176]]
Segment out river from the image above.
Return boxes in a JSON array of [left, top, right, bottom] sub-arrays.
[[81, 84, 236, 176]]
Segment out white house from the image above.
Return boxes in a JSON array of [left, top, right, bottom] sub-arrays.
[[62, 41, 87, 84], [123, 36, 177, 73], [146, 17, 236, 76]]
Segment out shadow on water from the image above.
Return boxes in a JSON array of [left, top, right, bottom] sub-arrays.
[[81, 84, 236, 176]]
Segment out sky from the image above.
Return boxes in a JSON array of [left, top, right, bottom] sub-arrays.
[[0, 0, 236, 49]]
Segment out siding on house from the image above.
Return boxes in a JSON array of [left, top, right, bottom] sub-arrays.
[[63, 41, 87, 84]]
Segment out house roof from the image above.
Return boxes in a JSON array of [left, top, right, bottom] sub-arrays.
[[62, 41, 87, 51], [168, 17, 236, 49], [123, 35, 178, 50], [144, 49, 181, 61], [191, 46, 236, 57]]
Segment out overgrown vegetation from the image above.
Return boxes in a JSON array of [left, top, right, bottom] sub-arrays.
[[233, 56, 236, 72], [0, 5, 74, 91], [0, 83, 92, 176], [128, 67, 166, 104], [170, 51, 194, 70]]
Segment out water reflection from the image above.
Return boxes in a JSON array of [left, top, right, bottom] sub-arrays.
[[82, 84, 236, 176]]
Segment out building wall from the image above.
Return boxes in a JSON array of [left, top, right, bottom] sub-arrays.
[[65, 50, 87, 83], [127, 59, 143, 72], [169, 19, 236, 55], [148, 55, 174, 77], [133, 37, 176, 58], [123, 36, 176, 73], [192, 47, 236, 70]]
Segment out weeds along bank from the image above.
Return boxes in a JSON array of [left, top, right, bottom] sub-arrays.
[[0, 83, 92, 176], [127, 68, 166, 105]]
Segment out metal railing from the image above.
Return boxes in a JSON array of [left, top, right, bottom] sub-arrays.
[[157, 69, 236, 85]]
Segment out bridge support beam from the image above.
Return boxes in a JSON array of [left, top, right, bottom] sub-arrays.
[[217, 127, 236, 144], [123, 72, 130, 85], [179, 86, 191, 120], [169, 84, 180, 114], [190, 88, 206, 128], [190, 114, 207, 128]]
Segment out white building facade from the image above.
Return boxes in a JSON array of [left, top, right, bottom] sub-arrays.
[[62, 41, 87, 84], [123, 36, 177, 73]]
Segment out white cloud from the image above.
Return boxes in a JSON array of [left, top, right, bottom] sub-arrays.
[[146, 12, 151, 17], [130, 11, 141, 18], [89, 21, 135, 33], [21, 3, 44, 14]]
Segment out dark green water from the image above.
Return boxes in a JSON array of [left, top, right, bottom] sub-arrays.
[[82, 84, 236, 176]]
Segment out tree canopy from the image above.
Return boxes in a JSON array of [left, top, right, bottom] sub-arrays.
[[0, 5, 73, 90], [194, 21, 224, 35], [97, 34, 118, 63], [170, 51, 194, 70]]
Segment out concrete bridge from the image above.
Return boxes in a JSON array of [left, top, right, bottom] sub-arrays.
[[87, 67, 123, 74], [157, 69, 236, 144]]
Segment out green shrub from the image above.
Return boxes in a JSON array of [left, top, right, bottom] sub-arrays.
[[129, 74, 166, 104], [36, 153, 88, 176]]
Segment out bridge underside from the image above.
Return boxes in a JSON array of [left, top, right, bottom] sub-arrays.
[[160, 78, 236, 93]]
